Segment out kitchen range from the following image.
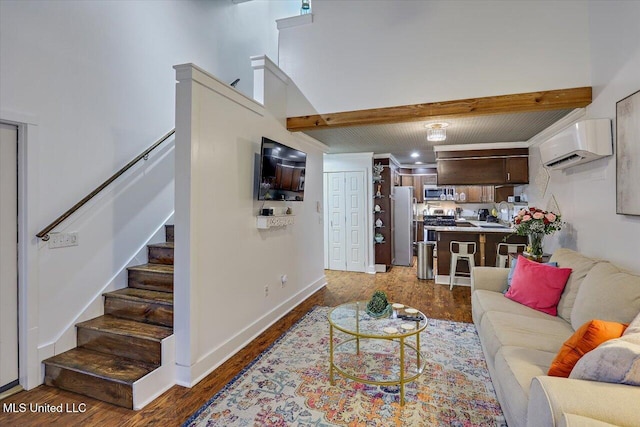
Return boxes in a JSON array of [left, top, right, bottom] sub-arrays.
[[423, 214, 456, 244]]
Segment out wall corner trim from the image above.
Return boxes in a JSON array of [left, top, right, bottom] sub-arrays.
[[250, 55, 290, 85], [174, 63, 265, 116], [276, 14, 313, 30]]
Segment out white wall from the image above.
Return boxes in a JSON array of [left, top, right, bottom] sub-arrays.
[[0, 0, 299, 230], [279, 0, 591, 114], [0, 0, 299, 388], [173, 63, 326, 385], [526, 1, 640, 272]]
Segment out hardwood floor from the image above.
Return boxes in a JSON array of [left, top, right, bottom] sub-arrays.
[[0, 265, 471, 426]]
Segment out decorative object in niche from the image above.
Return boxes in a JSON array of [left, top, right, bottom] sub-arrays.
[[373, 163, 384, 181], [616, 89, 640, 216]]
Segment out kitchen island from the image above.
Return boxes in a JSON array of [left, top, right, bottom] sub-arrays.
[[426, 220, 526, 285]]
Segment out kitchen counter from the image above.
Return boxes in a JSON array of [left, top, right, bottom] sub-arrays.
[[425, 219, 515, 233], [427, 220, 526, 286]]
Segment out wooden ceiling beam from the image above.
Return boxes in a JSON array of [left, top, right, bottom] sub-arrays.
[[286, 86, 592, 132]]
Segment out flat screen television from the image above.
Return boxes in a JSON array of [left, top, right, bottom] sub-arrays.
[[258, 137, 307, 201]]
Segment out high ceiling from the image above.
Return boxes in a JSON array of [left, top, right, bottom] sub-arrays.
[[287, 87, 591, 165]]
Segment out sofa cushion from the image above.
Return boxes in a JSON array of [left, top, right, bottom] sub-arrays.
[[569, 331, 640, 386], [550, 248, 602, 325], [571, 262, 640, 330], [560, 414, 622, 427], [624, 310, 640, 335], [493, 346, 556, 427], [505, 256, 572, 316], [505, 256, 558, 293], [479, 311, 574, 359], [472, 289, 554, 327], [548, 320, 628, 377]]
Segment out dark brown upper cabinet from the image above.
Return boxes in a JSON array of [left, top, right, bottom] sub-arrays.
[[436, 148, 529, 185]]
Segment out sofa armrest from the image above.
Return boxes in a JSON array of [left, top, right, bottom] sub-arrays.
[[559, 414, 621, 427], [527, 376, 640, 427], [471, 267, 509, 293]]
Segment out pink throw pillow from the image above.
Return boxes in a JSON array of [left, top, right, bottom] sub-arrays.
[[504, 255, 572, 316]]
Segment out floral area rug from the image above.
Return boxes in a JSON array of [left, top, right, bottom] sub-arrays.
[[183, 307, 505, 426]]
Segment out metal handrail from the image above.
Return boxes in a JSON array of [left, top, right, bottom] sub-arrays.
[[36, 129, 175, 241]]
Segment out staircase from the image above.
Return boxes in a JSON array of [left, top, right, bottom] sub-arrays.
[[43, 225, 175, 409]]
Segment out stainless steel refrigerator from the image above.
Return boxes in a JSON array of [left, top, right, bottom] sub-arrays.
[[393, 186, 414, 266]]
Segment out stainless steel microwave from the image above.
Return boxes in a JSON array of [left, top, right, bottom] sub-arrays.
[[424, 185, 449, 201]]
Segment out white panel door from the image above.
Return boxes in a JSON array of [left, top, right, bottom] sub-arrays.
[[327, 172, 346, 270], [344, 172, 365, 272], [0, 123, 19, 389]]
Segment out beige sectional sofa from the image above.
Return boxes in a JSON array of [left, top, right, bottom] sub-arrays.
[[471, 248, 640, 427]]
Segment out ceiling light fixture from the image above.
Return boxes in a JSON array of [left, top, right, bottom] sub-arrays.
[[425, 122, 449, 142], [411, 152, 419, 158]]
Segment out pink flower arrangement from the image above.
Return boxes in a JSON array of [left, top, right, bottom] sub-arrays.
[[513, 207, 563, 236]]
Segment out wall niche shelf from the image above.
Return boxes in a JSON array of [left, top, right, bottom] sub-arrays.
[[256, 215, 295, 229]]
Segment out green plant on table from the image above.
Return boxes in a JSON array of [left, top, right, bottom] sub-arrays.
[[367, 290, 389, 315]]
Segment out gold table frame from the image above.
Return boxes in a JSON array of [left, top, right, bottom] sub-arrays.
[[328, 301, 428, 406]]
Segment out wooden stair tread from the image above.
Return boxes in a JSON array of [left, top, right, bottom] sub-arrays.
[[128, 263, 174, 274], [104, 288, 173, 305], [147, 242, 174, 249], [44, 348, 155, 385], [76, 315, 173, 341]]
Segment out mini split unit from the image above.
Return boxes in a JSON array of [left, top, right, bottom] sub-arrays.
[[540, 119, 613, 170]]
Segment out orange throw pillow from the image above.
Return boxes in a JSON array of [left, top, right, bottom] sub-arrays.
[[548, 320, 628, 377]]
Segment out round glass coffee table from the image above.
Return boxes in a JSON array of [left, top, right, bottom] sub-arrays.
[[328, 301, 428, 405]]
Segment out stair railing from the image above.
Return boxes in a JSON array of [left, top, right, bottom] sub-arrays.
[[36, 129, 175, 241]]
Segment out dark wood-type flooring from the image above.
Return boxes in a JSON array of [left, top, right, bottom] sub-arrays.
[[0, 264, 471, 426]]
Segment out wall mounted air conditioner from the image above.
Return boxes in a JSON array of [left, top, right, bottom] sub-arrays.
[[540, 119, 612, 170]]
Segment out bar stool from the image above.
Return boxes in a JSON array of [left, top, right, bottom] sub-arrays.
[[449, 241, 476, 290], [496, 243, 527, 268]]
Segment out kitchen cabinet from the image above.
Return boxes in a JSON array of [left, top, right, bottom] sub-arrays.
[[400, 175, 414, 187], [505, 157, 529, 184], [438, 158, 506, 185], [436, 149, 529, 185], [415, 221, 424, 242], [399, 175, 423, 202], [398, 172, 437, 203], [454, 185, 495, 203], [494, 186, 514, 203]]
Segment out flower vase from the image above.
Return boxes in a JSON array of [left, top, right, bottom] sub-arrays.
[[528, 232, 544, 259]]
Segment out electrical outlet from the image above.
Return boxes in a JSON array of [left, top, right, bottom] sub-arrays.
[[48, 232, 79, 249], [264, 285, 269, 297], [281, 274, 288, 288]]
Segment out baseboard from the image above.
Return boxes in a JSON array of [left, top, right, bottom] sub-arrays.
[[175, 275, 327, 387], [435, 274, 471, 287]]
